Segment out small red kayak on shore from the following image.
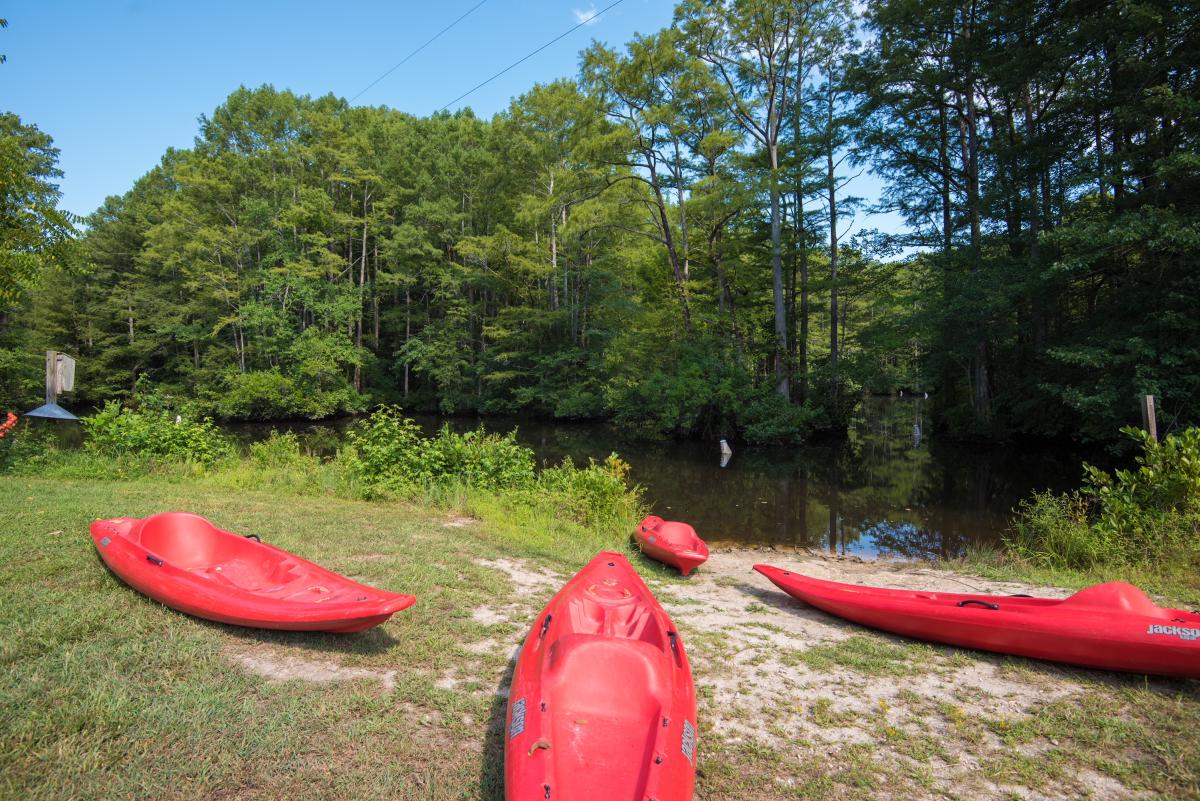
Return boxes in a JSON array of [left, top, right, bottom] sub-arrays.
[[506, 552, 697, 801], [91, 512, 415, 633], [754, 565, 1200, 678], [635, 515, 709, 576]]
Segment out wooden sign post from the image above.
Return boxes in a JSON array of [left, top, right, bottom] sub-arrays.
[[1141, 395, 1158, 443]]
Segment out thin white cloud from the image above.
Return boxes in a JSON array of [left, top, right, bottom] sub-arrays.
[[573, 5, 602, 25]]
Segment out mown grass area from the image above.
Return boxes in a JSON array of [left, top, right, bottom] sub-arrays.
[[0, 473, 634, 801]]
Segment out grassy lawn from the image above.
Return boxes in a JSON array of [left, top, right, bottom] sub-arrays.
[[0, 474, 626, 801]]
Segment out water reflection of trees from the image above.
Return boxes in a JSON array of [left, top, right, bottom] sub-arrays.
[[223, 399, 1088, 559]]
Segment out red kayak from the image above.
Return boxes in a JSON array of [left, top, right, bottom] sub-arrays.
[[506, 552, 697, 801], [634, 515, 709, 576], [91, 512, 415, 633], [755, 565, 1200, 678]]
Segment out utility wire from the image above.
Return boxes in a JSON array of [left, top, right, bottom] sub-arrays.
[[350, 0, 491, 103], [438, 0, 625, 111]]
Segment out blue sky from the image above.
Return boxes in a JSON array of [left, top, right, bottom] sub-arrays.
[[2, 1, 901, 237]]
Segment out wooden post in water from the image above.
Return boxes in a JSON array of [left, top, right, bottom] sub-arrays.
[[1141, 395, 1158, 443]]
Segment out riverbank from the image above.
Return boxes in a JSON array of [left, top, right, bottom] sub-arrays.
[[3, 474, 1197, 801]]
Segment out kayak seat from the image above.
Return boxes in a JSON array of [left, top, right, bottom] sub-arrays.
[[138, 512, 245, 569], [566, 593, 665, 647], [658, 521, 700, 549], [544, 634, 668, 797], [1058, 581, 1168, 617]]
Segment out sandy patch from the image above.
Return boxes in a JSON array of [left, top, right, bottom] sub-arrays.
[[463, 637, 501, 654], [472, 605, 518, 626], [444, 516, 477, 528], [435, 667, 459, 690], [474, 558, 560, 596], [451, 551, 1143, 799], [228, 646, 396, 689], [650, 550, 1131, 800]]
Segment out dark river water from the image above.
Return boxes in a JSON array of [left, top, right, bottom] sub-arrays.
[[226, 398, 1090, 560]]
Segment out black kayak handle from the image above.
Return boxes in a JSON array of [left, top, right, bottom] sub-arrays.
[[146, 554, 164, 567], [244, 533, 261, 542], [956, 599, 1000, 610]]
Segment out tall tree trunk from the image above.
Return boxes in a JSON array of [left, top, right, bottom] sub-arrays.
[[769, 142, 789, 398], [961, 3, 991, 427], [403, 287, 411, 397], [825, 76, 839, 415], [793, 30, 809, 402]]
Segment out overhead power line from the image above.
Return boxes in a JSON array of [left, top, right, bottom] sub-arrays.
[[438, 0, 626, 111], [350, 0, 491, 103]]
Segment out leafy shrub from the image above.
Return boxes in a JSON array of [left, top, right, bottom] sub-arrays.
[[216, 369, 368, 420], [1008, 491, 1120, 569], [537, 454, 638, 526], [217, 370, 299, 420], [249, 431, 311, 470], [83, 402, 233, 465], [344, 406, 535, 495], [604, 336, 830, 443], [1007, 426, 1200, 569], [1084, 426, 1200, 560]]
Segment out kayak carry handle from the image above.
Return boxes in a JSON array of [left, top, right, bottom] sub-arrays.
[[146, 554, 164, 567], [956, 599, 1000, 610], [668, 630, 678, 652], [244, 533, 262, 542], [539, 614, 552, 638]]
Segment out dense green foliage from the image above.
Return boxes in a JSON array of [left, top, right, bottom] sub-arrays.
[[1, 404, 641, 532], [1009, 427, 1200, 570], [82, 402, 233, 465], [2, 0, 1197, 443], [345, 406, 536, 494]]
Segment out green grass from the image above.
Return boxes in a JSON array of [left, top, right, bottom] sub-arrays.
[[780, 635, 937, 677], [949, 544, 1200, 608]]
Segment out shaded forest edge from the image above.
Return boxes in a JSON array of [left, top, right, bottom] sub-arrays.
[[2, 0, 1198, 444]]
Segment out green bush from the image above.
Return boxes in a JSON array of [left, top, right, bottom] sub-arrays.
[[214, 370, 367, 420], [1008, 491, 1120, 569], [1007, 426, 1200, 569], [1085, 426, 1200, 559], [343, 406, 535, 495], [82, 402, 233, 465], [536, 454, 638, 527], [249, 431, 312, 470]]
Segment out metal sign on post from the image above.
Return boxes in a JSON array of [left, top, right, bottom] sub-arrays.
[[57, 353, 75, 393], [25, 350, 80, 420]]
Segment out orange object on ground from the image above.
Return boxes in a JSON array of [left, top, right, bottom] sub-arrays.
[[634, 515, 709, 576], [755, 564, 1200, 678], [91, 512, 415, 633], [505, 551, 698, 801]]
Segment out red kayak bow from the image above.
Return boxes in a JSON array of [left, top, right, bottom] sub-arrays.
[[634, 515, 709, 576], [755, 565, 1200, 678], [91, 512, 415, 633], [506, 552, 698, 801]]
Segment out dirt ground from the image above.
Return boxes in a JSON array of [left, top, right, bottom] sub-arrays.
[[229, 546, 1194, 800]]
